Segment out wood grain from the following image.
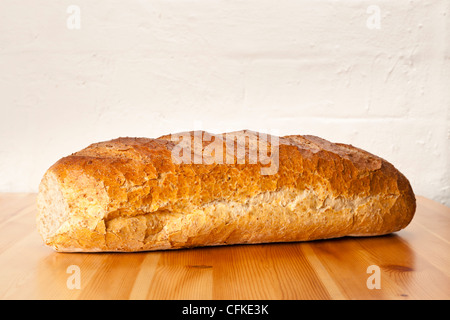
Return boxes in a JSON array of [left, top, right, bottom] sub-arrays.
[[0, 193, 448, 300]]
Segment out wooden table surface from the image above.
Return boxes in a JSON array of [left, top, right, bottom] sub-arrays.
[[0, 193, 448, 300]]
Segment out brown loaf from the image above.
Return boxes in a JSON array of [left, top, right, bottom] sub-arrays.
[[36, 130, 416, 252]]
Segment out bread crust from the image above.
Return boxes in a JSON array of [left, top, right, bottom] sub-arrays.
[[36, 130, 416, 252]]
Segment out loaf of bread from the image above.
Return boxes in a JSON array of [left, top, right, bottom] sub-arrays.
[[36, 130, 416, 252]]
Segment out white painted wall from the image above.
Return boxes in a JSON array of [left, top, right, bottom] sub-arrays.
[[0, 0, 449, 206]]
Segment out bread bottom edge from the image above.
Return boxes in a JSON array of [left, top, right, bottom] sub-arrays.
[[46, 231, 400, 253]]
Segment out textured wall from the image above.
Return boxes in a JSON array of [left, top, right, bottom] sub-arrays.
[[0, 0, 449, 206]]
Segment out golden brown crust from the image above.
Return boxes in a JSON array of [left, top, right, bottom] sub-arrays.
[[36, 130, 416, 252]]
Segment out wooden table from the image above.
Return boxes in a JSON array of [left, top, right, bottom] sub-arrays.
[[0, 193, 448, 300]]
